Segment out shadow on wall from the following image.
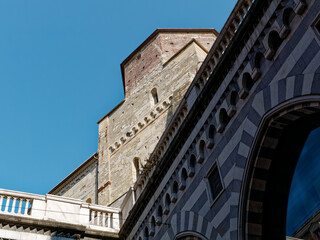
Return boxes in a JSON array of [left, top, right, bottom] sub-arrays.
[[165, 81, 190, 129]]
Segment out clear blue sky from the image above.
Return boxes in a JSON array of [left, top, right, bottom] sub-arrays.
[[0, 0, 237, 195]]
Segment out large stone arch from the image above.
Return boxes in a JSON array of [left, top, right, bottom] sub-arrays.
[[239, 100, 320, 239], [169, 211, 213, 240], [237, 73, 320, 239]]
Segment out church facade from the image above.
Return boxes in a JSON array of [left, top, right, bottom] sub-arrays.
[[1, 0, 320, 239]]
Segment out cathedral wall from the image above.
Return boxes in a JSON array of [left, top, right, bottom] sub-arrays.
[[120, 0, 320, 239]]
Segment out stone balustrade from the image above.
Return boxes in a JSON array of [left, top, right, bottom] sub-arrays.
[[0, 189, 121, 236]]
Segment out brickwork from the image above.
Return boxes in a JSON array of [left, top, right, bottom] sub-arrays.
[[122, 31, 216, 96]]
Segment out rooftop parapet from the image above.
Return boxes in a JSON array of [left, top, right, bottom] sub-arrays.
[[0, 188, 120, 238]]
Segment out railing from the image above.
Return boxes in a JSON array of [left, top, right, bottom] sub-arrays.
[[89, 204, 120, 229], [0, 194, 32, 216], [0, 189, 121, 234]]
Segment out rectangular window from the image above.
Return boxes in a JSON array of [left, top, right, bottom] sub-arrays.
[[315, 19, 320, 34], [312, 15, 320, 39], [206, 164, 223, 205]]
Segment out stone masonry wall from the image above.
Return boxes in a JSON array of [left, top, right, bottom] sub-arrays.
[[123, 32, 215, 96], [97, 34, 216, 205], [55, 160, 98, 203]]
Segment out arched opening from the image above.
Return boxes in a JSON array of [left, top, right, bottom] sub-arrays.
[[180, 168, 188, 190], [144, 226, 149, 240], [164, 193, 171, 214], [188, 154, 196, 177], [254, 52, 264, 69], [86, 198, 92, 204], [229, 91, 238, 106], [150, 216, 156, 236], [156, 205, 163, 225], [242, 72, 254, 92], [268, 31, 282, 53], [207, 125, 216, 149], [282, 8, 295, 26], [172, 181, 179, 203], [151, 88, 159, 105], [218, 108, 230, 132], [241, 101, 320, 240]]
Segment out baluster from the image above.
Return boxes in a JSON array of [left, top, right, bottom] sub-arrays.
[[5, 196, 11, 213], [97, 211, 101, 226], [0, 195, 3, 211], [90, 210, 95, 224], [24, 199, 30, 215], [18, 198, 23, 214], [107, 213, 111, 227], [12, 197, 17, 213], [109, 213, 113, 228], [102, 212, 106, 227]]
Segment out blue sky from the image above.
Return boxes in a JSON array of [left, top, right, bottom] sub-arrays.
[[0, 0, 237, 195]]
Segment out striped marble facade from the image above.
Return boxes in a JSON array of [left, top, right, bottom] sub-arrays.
[[120, 0, 320, 239]]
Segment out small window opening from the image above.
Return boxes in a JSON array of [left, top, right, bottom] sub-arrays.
[[209, 125, 216, 139], [219, 109, 230, 127], [144, 227, 149, 240], [165, 194, 171, 214], [151, 88, 158, 105], [150, 217, 156, 236], [157, 206, 163, 225], [172, 181, 179, 202], [180, 168, 188, 190], [230, 91, 239, 106], [242, 72, 254, 92], [254, 52, 264, 69], [86, 198, 92, 204], [199, 140, 206, 158]]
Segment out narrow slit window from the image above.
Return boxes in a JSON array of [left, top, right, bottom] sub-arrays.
[[151, 88, 158, 105]]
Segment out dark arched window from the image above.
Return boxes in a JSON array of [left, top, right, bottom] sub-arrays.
[[180, 168, 188, 190], [229, 91, 238, 106], [150, 216, 156, 236], [144, 227, 149, 240], [268, 31, 282, 53], [283, 8, 295, 26], [156, 205, 163, 225], [164, 193, 171, 214], [242, 72, 254, 92], [254, 52, 264, 69], [219, 109, 230, 127], [188, 154, 196, 177], [172, 181, 179, 203]]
